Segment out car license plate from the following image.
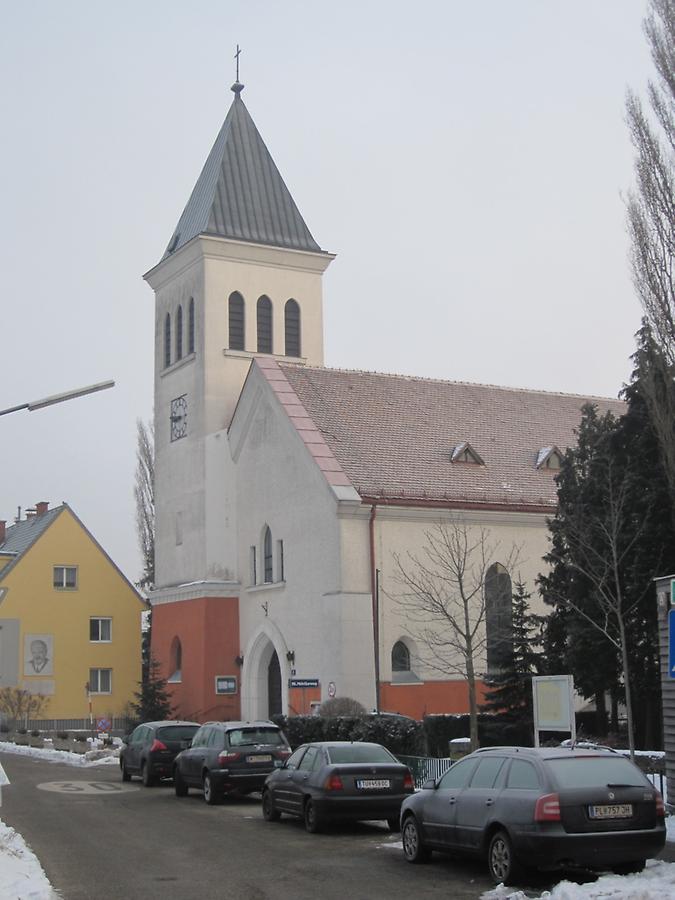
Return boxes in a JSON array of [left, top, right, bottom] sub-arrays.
[[588, 804, 632, 819], [356, 779, 390, 790], [246, 754, 272, 763]]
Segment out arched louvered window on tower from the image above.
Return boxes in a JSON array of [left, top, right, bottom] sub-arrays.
[[228, 292, 245, 351], [485, 563, 513, 674], [284, 299, 301, 357], [164, 313, 171, 368], [257, 295, 273, 354], [263, 525, 273, 583], [188, 298, 195, 354], [176, 305, 183, 361]]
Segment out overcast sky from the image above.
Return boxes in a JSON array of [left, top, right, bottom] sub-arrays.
[[0, 1, 654, 582]]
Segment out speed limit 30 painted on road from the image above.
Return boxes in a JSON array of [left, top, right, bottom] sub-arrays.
[[37, 782, 140, 795]]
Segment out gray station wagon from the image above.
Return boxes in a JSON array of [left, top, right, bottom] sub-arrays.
[[400, 746, 666, 885]]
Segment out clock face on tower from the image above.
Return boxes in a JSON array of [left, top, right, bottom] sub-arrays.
[[170, 394, 188, 441]]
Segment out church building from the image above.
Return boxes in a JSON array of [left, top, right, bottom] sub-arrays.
[[144, 80, 622, 723]]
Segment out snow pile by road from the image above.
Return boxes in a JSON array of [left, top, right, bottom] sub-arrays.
[[0, 819, 57, 899], [0, 740, 118, 767], [481, 859, 675, 899]]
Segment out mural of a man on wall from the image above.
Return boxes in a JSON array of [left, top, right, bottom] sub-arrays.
[[24, 634, 53, 677]]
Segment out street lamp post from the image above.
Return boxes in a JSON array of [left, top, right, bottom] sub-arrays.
[[0, 380, 115, 417]]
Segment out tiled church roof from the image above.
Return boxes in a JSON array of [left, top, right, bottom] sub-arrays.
[[277, 364, 625, 510], [161, 86, 321, 261]]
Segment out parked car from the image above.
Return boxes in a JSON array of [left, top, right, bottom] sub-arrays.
[[173, 720, 291, 804], [121, 720, 199, 786], [261, 740, 415, 833], [400, 746, 666, 885]]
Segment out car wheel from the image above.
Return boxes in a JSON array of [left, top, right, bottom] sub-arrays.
[[121, 760, 131, 783], [304, 798, 323, 833], [174, 767, 188, 797], [203, 772, 221, 805], [612, 859, 645, 875], [401, 816, 431, 863], [488, 830, 523, 886], [141, 762, 155, 787], [262, 790, 281, 822], [387, 816, 400, 833]]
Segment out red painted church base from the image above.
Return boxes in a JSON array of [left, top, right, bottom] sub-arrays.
[[378, 680, 489, 721], [151, 595, 241, 722]]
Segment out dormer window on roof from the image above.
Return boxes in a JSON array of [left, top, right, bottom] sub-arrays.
[[451, 442, 484, 465], [537, 446, 563, 470]]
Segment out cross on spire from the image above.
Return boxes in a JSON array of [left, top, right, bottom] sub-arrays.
[[231, 45, 244, 95]]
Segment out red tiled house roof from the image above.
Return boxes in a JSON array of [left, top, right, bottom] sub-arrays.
[[257, 361, 625, 512]]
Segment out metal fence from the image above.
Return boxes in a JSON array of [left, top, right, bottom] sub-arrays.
[[0, 717, 133, 734], [397, 755, 453, 788]]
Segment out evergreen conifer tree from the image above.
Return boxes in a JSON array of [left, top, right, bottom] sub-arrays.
[[481, 581, 542, 741], [131, 656, 174, 723]]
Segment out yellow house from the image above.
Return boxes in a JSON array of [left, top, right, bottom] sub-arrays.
[[0, 501, 146, 725]]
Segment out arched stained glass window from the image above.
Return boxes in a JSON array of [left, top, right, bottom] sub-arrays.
[[229, 292, 245, 351], [176, 305, 183, 360], [285, 299, 301, 357], [257, 295, 273, 354], [164, 313, 171, 368], [392, 641, 411, 672], [485, 563, 513, 674], [263, 525, 273, 583], [188, 298, 195, 355]]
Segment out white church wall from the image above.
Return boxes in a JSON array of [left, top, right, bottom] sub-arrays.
[[231, 367, 376, 716], [373, 507, 551, 683]]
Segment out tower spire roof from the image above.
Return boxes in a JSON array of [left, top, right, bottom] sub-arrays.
[[162, 89, 321, 261]]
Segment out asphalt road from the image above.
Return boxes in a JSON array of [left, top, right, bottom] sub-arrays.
[[0, 753, 496, 900]]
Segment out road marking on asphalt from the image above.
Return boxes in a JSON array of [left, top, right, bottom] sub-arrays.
[[36, 781, 140, 795]]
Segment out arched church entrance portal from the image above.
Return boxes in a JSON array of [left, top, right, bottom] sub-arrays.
[[268, 651, 282, 718]]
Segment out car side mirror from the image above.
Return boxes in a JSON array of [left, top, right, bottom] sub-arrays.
[[422, 777, 436, 790], [122, 735, 129, 745]]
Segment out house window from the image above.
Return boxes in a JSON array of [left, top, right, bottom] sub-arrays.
[[89, 668, 112, 694], [90, 618, 112, 642], [53, 566, 77, 590], [263, 526, 273, 583], [257, 295, 273, 354], [277, 539, 284, 582], [229, 292, 245, 350], [168, 636, 182, 683], [176, 304, 183, 360], [188, 297, 195, 354], [392, 641, 411, 672], [250, 546, 257, 585], [164, 313, 171, 368], [485, 563, 513, 674], [284, 299, 301, 357]]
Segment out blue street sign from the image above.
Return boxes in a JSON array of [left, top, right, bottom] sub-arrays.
[[669, 610, 675, 679]]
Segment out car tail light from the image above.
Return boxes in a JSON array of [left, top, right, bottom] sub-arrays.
[[277, 748, 291, 758], [656, 792, 666, 817], [324, 773, 344, 792], [149, 739, 168, 752], [534, 793, 561, 822], [403, 770, 414, 791], [218, 751, 241, 765]]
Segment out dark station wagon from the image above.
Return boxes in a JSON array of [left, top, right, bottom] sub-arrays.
[[262, 740, 415, 833], [400, 746, 666, 885]]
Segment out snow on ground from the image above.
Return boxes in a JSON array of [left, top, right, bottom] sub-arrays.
[[481, 860, 675, 900], [0, 743, 673, 899]]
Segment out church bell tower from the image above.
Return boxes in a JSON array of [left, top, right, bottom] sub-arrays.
[[145, 78, 334, 594]]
